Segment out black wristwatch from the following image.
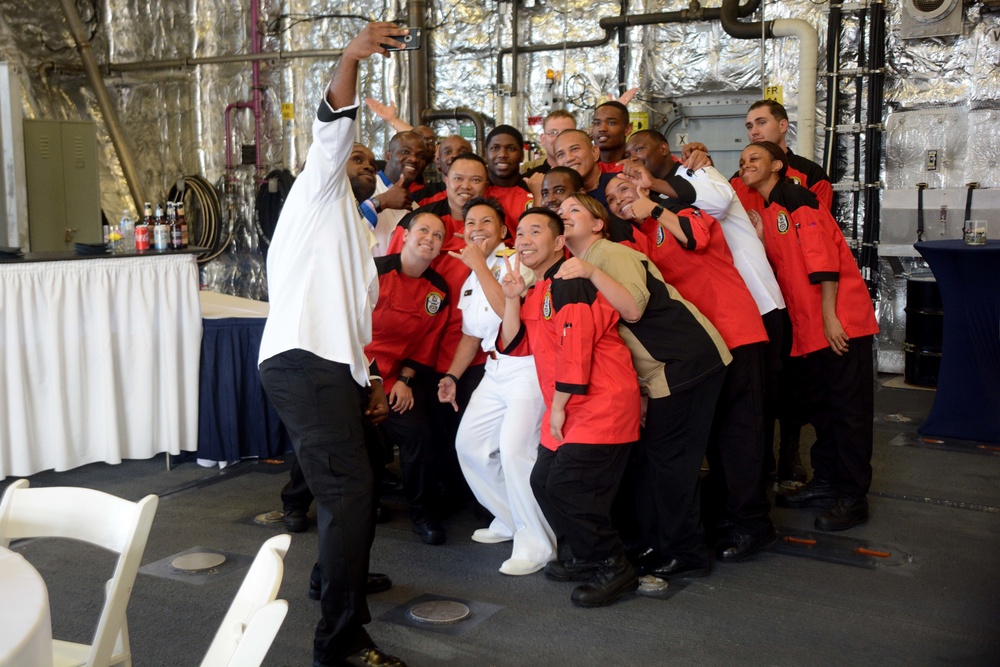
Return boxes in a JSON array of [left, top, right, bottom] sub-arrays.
[[650, 205, 664, 220], [370, 196, 382, 213], [399, 375, 412, 386]]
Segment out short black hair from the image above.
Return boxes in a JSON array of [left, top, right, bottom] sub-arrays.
[[462, 195, 506, 222], [595, 100, 630, 121], [518, 206, 564, 237], [628, 128, 668, 145], [486, 124, 524, 148], [544, 166, 585, 192], [447, 151, 488, 174]]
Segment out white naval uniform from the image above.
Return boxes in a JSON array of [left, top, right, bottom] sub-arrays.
[[667, 164, 785, 316], [454, 244, 556, 566], [369, 171, 416, 258]]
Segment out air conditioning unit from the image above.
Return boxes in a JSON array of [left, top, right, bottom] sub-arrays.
[[901, 0, 964, 39]]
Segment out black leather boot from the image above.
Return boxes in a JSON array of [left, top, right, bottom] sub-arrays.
[[570, 552, 639, 608]]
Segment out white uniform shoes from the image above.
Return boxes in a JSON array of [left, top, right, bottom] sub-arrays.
[[471, 528, 513, 544], [499, 558, 545, 576]]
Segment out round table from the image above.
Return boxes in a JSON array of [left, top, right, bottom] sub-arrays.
[[0, 546, 53, 667]]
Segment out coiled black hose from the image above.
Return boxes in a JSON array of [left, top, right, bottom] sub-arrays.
[[168, 175, 227, 264]]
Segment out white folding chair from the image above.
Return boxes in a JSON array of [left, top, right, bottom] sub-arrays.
[[0, 478, 159, 667], [199, 534, 291, 667]]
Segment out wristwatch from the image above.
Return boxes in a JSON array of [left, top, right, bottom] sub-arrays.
[[370, 196, 382, 213], [650, 205, 664, 220], [399, 375, 412, 386]]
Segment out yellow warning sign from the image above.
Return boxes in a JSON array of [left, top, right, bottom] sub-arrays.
[[629, 112, 649, 135], [764, 86, 783, 104], [281, 103, 295, 120]]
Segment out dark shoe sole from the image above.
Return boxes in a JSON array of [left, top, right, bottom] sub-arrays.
[[775, 495, 838, 510], [815, 513, 869, 532], [570, 578, 639, 608], [544, 568, 597, 583], [716, 531, 778, 562]]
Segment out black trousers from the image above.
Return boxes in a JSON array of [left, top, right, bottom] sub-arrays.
[[259, 349, 376, 662], [761, 308, 785, 472], [421, 364, 485, 511], [281, 416, 386, 513], [377, 383, 437, 523], [634, 368, 726, 566], [704, 341, 772, 532], [778, 310, 809, 457], [800, 335, 875, 496], [531, 441, 632, 562]]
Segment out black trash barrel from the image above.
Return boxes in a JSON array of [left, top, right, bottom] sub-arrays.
[[903, 272, 943, 387]]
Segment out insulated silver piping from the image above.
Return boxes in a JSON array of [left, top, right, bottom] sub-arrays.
[[58, 0, 147, 212]]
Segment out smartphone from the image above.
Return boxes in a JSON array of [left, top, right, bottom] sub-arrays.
[[383, 28, 422, 51]]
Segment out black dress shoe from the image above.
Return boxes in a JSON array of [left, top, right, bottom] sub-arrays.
[[309, 573, 394, 600], [543, 557, 600, 582], [375, 502, 391, 524], [777, 449, 808, 484], [775, 477, 840, 509], [624, 546, 660, 576], [283, 508, 308, 533], [649, 557, 711, 579], [815, 494, 869, 531], [716, 526, 778, 562], [314, 644, 408, 667], [366, 572, 392, 594], [412, 519, 445, 545], [570, 552, 639, 608]]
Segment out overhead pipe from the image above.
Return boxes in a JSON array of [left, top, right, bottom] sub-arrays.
[[720, 0, 819, 159], [496, 0, 763, 107], [422, 107, 488, 155], [510, 0, 520, 126], [53, 48, 347, 74], [57, 0, 147, 212], [407, 0, 429, 126]]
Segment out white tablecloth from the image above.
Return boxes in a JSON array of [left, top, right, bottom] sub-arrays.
[[0, 254, 202, 479], [0, 546, 53, 667]]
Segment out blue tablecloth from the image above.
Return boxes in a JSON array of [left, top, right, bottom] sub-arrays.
[[198, 317, 291, 462], [914, 240, 1000, 443]]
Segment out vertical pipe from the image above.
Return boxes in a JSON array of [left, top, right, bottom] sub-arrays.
[[510, 0, 520, 129], [250, 0, 264, 181], [58, 0, 147, 211], [408, 0, 429, 126], [617, 0, 629, 95]]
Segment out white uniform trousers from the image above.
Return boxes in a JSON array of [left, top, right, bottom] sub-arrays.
[[455, 353, 556, 564]]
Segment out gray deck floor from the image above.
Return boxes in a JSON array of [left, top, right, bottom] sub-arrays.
[[4, 377, 998, 666]]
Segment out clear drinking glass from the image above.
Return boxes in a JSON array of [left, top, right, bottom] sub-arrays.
[[964, 220, 987, 246]]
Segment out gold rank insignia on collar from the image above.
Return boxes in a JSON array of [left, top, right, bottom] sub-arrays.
[[495, 247, 517, 257]]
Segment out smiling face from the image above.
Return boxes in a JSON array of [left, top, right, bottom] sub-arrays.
[[347, 144, 377, 201], [591, 105, 631, 153], [739, 145, 783, 191], [604, 177, 641, 221], [515, 212, 564, 273], [553, 131, 599, 181], [436, 135, 472, 175], [402, 213, 447, 262], [443, 158, 489, 216], [384, 133, 429, 184], [624, 133, 672, 178], [540, 115, 576, 154], [463, 203, 505, 249], [558, 196, 603, 245], [540, 170, 581, 211], [486, 133, 524, 181], [745, 107, 788, 148]]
